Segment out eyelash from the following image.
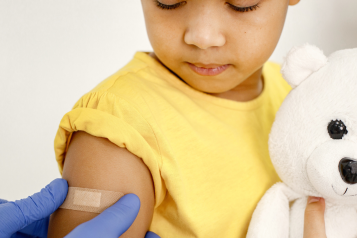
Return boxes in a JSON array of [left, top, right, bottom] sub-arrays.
[[154, 0, 260, 12], [227, 3, 260, 12], [154, 0, 186, 10]]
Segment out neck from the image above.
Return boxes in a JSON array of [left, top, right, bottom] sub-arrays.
[[208, 68, 264, 102]]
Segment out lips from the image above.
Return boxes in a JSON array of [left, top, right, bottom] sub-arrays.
[[191, 63, 226, 68], [187, 62, 230, 76]]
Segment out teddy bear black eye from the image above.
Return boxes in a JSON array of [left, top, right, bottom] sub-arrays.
[[327, 120, 348, 139]]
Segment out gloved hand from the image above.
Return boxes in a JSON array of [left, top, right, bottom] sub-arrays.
[[0, 178, 160, 238]]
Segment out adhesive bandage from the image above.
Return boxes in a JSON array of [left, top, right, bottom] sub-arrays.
[[59, 187, 124, 213]]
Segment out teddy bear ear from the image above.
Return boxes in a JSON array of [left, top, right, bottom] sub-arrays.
[[281, 43, 328, 89]]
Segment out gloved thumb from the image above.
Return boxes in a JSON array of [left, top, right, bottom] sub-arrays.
[[0, 178, 68, 238], [145, 231, 161, 238], [65, 193, 140, 238], [0, 199, 8, 205], [303, 196, 327, 238]]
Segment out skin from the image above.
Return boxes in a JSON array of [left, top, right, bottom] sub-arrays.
[[141, 0, 299, 102], [48, 1, 327, 237], [304, 197, 327, 238]]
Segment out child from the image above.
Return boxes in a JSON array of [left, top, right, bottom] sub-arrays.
[[48, 0, 302, 237]]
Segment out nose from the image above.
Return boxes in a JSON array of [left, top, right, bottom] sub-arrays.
[[339, 158, 357, 184], [184, 8, 226, 49]]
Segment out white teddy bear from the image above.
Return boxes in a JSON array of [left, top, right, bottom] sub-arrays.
[[246, 44, 357, 238]]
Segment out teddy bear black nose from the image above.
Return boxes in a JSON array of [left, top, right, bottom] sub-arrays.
[[339, 158, 357, 184]]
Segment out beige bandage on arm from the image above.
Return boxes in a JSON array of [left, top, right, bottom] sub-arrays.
[[59, 187, 124, 213]]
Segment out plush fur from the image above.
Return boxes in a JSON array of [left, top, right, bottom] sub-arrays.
[[246, 44, 357, 238]]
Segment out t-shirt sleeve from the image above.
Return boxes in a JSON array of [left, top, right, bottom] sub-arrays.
[[268, 62, 292, 93], [54, 90, 166, 208]]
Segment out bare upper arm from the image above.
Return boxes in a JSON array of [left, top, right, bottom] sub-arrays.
[[47, 131, 155, 238]]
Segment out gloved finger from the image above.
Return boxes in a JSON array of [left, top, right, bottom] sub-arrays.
[[0, 199, 8, 205], [0, 179, 68, 238], [303, 196, 327, 238], [145, 231, 161, 238], [65, 194, 140, 238], [15, 217, 49, 238], [10, 232, 32, 238]]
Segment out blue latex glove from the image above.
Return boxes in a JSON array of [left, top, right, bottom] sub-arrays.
[[0, 179, 160, 238], [0, 179, 67, 238]]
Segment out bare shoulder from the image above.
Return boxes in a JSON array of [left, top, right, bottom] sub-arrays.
[[48, 131, 155, 238]]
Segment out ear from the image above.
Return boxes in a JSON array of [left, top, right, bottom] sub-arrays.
[[281, 43, 328, 89], [289, 0, 300, 6]]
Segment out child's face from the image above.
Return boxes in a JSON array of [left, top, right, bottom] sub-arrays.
[[141, 0, 299, 95]]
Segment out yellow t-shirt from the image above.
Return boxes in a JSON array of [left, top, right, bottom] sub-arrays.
[[54, 52, 291, 238]]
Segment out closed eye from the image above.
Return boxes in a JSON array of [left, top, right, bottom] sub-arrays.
[[154, 0, 186, 10], [226, 2, 260, 12]]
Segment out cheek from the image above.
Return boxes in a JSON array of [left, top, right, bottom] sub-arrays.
[[143, 3, 187, 54], [145, 16, 186, 62], [227, 1, 288, 63], [254, 1, 288, 46]]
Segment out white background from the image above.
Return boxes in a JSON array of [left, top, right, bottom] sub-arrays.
[[1, 0, 357, 201]]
